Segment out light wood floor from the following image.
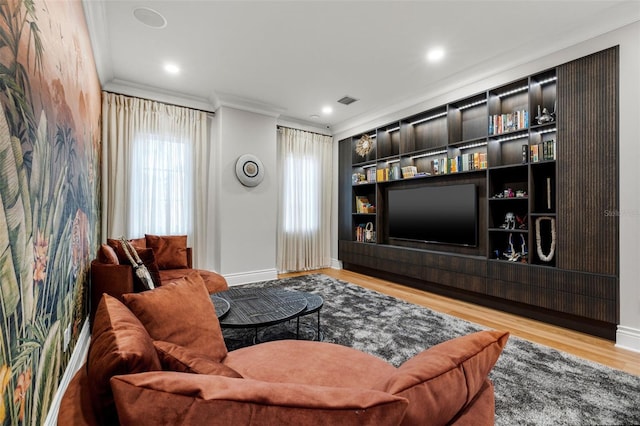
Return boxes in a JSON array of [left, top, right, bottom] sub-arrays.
[[279, 268, 640, 377]]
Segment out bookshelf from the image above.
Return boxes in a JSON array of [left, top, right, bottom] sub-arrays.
[[338, 47, 618, 340]]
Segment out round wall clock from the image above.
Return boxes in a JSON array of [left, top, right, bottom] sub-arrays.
[[235, 154, 265, 187]]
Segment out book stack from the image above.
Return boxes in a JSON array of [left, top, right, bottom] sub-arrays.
[[489, 110, 528, 135]]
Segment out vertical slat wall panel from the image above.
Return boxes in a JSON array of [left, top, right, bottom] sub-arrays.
[[338, 139, 353, 242], [557, 47, 619, 275]]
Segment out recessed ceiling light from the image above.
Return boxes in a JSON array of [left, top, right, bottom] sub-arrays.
[[164, 63, 180, 74], [427, 47, 445, 63], [322, 106, 333, 115], [133, 7, 167, 29], [310, 114, 320, 119]]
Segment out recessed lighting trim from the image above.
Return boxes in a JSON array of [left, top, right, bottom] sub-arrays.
[[310, 114, 320, 119], [133, 7, 167, 29], [322, 106, 333, 115], [426, 47, 445, 63], [164, 63, 180, 74]]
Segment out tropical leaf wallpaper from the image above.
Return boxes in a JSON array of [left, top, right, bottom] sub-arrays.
[[0, 0, 100, 424]]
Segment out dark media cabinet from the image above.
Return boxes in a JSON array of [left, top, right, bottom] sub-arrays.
[[338, 47, 619, 339]]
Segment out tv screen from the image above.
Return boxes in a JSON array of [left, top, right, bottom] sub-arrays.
[[388, 184, 477, 246]]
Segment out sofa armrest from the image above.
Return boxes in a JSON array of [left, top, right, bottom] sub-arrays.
[[90, 260, 134, 326]]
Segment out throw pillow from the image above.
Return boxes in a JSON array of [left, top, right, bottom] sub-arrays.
[[106, 238, 162, 290], [153, 341, 242, 377], [374, 329, 509, 426], [144, 234, 188, 270], [122, 277, 228, 362], [87, 294, 162, 425], [97, 243, 119, 265]]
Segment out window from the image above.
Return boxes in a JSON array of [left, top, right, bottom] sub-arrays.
[[129, 134, 193, 236], [282, 154, 319, 234]]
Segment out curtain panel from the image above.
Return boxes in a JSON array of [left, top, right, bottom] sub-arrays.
[[101, 92, 214, 267], [277, 127, 333, 272]]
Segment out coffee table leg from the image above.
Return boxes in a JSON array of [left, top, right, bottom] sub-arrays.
[[317, 310, 321, 341], [296, 317, 300, 340]]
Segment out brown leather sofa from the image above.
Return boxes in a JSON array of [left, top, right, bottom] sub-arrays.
[[90, 235, 228, 324], [60, 275, 509, 425]]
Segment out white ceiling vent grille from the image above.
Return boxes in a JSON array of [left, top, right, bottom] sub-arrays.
[[337, 96, 358, 106]]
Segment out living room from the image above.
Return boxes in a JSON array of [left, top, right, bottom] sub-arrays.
[[1, 0, 639, 425]]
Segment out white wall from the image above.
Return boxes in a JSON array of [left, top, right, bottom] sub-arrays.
[[332, 21, 640, 351], [214, 106, 279, 285]]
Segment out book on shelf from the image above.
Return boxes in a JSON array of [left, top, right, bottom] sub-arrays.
[[530, 140, 556, 163], [366, 168, 376, 182], [354, 223, 375, 243], [376, 168, 389, 182], [427, 152, 486, 175], [489, 110, 528, 135]]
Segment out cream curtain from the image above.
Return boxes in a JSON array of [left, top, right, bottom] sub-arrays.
[[277, 127, 333, 272], [101, 92, 215, 268]]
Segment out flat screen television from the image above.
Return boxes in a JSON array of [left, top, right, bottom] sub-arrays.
[[388, 183, 477, 247]]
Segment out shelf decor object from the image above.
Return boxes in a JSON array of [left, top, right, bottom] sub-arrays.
[[355, 134, 374, 158], [535, 216, 556, 262]]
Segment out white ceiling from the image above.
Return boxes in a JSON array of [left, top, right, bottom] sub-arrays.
[[83, 0, 640, 134]]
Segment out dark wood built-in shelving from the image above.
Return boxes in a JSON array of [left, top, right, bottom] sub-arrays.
[[338, 47, 619, 340]]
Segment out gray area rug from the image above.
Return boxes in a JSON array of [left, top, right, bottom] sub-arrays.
[[222, 274, 640, 425]]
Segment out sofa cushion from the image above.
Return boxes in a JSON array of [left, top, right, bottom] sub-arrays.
[[158, 268, 228, 294], [111, 372, 408, 426], [87, 294, 162, 424], [145, 234, 188, 269], [122, 277, 227, 362], [154, 341, 242, 377], [224, 340, 396, 389], [373, 329, 509, 426]]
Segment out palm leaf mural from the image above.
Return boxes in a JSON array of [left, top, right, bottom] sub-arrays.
[[0, 103, 31, 319], [0, 1, 100, 423]]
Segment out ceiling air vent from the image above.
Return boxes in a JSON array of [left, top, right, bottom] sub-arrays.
[[337, 96, 358, 106]]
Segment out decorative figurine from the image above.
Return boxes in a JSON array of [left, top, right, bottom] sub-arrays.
[[500, 212, 516, 230], [516, 214, 528, 230], [535, 104, 554, 124]]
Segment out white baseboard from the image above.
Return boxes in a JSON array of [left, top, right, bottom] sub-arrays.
[[44, 318, 91, 426], [616, 325, 640, 353], [224, 268, 278, 286], [331, 258, 342, 270]]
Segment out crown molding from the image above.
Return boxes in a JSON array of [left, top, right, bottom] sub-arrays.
[[104, 79, 216, 112], [211, 92, 286, 118], [277, 116, 332, 136]]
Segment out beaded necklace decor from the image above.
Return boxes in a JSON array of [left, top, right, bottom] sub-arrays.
[[535, 217, 556, 262]]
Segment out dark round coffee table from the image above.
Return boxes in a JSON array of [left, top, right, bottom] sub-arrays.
[[295, 292, 324, 341], [210, 295, 231, 319], [214, 288, 309, 342]]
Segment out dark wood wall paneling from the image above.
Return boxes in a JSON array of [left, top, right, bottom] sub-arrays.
[[557, 47, 619, 276]]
